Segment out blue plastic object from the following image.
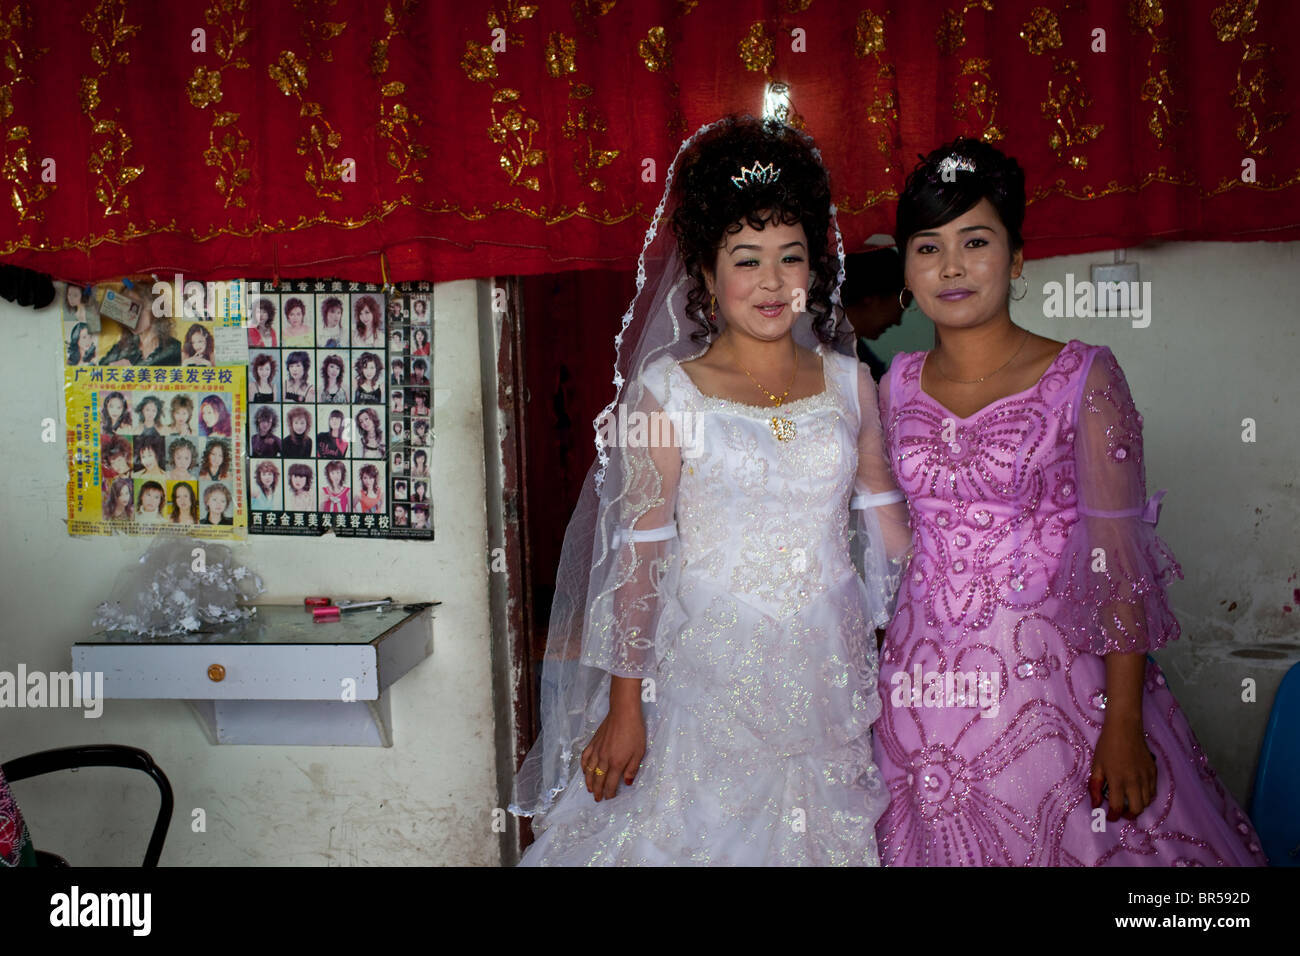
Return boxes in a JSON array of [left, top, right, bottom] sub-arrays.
[[1250, 660, 1300, 866]]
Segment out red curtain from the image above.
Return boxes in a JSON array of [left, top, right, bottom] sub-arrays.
[[1, 0, 1297, 284]]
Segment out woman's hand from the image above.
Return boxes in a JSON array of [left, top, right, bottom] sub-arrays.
[[1089, 715, 1157, 822], [581, 676, 645, 802]]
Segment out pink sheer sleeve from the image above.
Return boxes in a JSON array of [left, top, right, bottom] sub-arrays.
[[849, 359, 911, 626], [1051, 347, 1183, 655]]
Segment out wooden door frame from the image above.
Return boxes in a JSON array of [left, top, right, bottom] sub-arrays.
[[481, 276, 538, 863]]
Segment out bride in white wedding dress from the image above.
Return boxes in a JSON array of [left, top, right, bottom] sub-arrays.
[[511, 115, 911, 866]]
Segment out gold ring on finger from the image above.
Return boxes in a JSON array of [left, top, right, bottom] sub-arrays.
[[593, 768, 606, 776]]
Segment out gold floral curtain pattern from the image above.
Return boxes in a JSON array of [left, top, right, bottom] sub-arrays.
[[0, 0, 1296, 284]]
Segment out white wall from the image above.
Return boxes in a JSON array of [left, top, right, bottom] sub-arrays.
[[0, 279, 502, 866]]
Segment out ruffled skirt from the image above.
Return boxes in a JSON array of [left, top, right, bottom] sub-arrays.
[[520, 571, 888, 866], [873, 598, 1268, 866]]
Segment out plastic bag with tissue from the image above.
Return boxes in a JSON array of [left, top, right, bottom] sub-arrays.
[[93, 538, 264, 637]]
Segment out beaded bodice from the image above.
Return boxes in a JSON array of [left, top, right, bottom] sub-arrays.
[[658, 346, 862, 622], [883, 340, 1090, 637]]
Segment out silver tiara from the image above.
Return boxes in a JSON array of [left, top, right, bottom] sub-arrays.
[[936, 154, 977, 177], [731, 160, 781, 189]]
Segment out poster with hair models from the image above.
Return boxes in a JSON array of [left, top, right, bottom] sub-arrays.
[[244, 278, 434, 540], [62, 277, 250, 538], [62, 276, 249, 370], [65, 375, 248, 537]]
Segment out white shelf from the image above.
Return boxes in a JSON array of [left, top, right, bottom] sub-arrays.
[[72, 603, 436, 746]]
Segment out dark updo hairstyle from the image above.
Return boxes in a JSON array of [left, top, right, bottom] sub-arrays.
[[670, 115, 839, 346], [895, 137, 1026, 265]]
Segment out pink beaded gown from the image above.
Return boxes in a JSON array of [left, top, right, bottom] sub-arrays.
[[873, 339, 1267, 866]]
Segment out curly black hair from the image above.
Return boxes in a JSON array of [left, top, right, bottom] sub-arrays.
[[669, 115, 841, 346], [895, 137, 1026, 264]]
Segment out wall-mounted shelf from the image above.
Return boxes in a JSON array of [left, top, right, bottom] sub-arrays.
[[72, 603, 437, 746]]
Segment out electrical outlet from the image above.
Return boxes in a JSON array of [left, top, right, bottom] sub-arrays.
[[1091, 262, 1139, 285]]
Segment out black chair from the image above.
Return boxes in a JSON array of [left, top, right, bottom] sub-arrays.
[[2, 744, 173, 867]]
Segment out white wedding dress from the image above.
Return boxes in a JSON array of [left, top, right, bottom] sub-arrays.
[[519, 344, 909, 866]]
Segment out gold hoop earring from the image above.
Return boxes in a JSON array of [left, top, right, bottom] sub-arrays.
[[898, 287, 911, 310], [710, 294, 717, 322], [1010, 275, 1028, 301]]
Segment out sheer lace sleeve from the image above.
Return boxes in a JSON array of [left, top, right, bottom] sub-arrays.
[[1051, 347, 1183, 655], [848, 358, 911, 626], [580, 361, 685, 678]]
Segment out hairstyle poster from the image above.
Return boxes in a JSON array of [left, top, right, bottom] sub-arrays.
[[65, 376, 247, 537], [63, 276, 251, 370], [62, 277, 251, 538], [245, 279, 434, 540]]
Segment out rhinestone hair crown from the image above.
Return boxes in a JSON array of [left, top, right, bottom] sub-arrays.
[[731, 160, 781, 189], [936, 154, 977, 177]]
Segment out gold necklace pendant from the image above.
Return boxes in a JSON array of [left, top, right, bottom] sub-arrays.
[[728, 338, 798, 441]]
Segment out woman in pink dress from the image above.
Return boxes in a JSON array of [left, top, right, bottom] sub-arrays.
[[874, 138, 1266, 866], [320, 460, 350, 513]]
